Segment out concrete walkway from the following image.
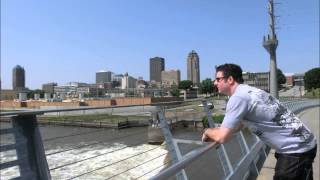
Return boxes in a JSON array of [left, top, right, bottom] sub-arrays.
[[257, 106, 320, 180]]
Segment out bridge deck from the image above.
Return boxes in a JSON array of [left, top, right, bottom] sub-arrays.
[[257, 106, 320, 180]]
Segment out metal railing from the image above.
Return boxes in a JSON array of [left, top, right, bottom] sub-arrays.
[[0, 99, 199, 180], [150, 99, 320, 180], [0, 98, 319, 180]]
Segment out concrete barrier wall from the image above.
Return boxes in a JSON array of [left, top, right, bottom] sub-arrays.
[[0, 97, 182, 109], [151, 97, 183, 103], [84, 97, 181, 106], [114, 97, 152, 106], [26, 101, 82, 108], [84, 99, 115, 106], [0, 101, 24, 108]]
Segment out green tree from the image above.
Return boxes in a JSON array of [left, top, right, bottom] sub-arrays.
[[170, 87, 180, 97], [277, 69, 286, 89], [178, 80, 193, 90], [200, 78, 213, 96], [304, 67, 320, 91], [27, 89, 45, 99]]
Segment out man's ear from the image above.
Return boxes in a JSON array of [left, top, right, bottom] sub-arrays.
[[227, 76, 235, 84]]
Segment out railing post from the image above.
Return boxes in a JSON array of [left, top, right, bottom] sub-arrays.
[[12, 114, 51, 180], [157, 106, 188, 180], [236, 131, 259, 179], [202, 100, 234, 177]]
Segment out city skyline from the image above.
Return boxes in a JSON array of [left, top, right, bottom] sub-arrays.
[[1, 0, 319, 89]]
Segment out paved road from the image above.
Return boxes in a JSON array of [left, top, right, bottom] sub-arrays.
[[299, 107, 320, 180], [258, 106, 320, 180], [279, 86, 305, 97]]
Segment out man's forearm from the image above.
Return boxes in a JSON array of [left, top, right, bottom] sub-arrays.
[[202, 127, 233, 144]]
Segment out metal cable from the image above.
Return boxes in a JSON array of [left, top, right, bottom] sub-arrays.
[[45, 129, 147, 156], [66, 144, 166, 180], [134, 159, 172, 180], [105, 149, 174, 180]]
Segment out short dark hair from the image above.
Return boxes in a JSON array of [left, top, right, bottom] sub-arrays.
[[216, 63, 244, 83]]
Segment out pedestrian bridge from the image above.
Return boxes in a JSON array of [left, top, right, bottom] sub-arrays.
[[0, 98, 319, 180]]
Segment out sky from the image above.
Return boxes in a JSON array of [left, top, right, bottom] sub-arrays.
[[1, 0, 319, 89]]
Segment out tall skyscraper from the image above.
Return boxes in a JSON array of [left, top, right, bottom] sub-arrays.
[[187, 50, 200, 86], [150, 57, 165, 82], [12, 65, 25, 90], [96, 71, 112, 83]]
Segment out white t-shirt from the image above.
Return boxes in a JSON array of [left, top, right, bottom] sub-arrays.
[[222, 84, 316, 153]]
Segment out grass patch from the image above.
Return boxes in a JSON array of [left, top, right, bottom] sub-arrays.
[[202, 114, 225, 127], [304, 88, 320, 98]]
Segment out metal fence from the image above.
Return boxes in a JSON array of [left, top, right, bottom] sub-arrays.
[[0, 98, 319, 180], [151, 99, 320, 180], [1, 100, 198, 180]]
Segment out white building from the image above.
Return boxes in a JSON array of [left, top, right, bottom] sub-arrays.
[[121, 73, 137, 89]]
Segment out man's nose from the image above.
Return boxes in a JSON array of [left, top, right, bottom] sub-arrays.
[[213, 81, 218, 86]]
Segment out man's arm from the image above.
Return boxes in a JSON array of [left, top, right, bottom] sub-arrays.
[[202, 127, 233, 144], [202, 123, 243, 144]]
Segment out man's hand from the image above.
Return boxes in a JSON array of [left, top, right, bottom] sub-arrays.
[[202, 128, 214, 142], [201, 127, 234, 144]]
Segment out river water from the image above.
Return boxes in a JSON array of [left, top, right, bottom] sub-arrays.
[[1, 117, 255, 180], [1, 122, 168, 180]]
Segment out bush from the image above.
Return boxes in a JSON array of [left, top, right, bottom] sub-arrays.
[[170, 88, 180, 97], [304, 68, 320, 91], [202, 114, 225, 127], [304, 88, 320, 98]]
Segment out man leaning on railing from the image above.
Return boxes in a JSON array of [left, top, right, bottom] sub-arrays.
[[202, 63, 317, 180]]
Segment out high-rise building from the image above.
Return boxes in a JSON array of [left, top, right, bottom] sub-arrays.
[[12, 65, 25, 90], [187, 50, 200, 86], [150, 57, 165, 82], [42, 82, 58, 94], [96, 71, 112, 83], [161, 70, 181, 88]]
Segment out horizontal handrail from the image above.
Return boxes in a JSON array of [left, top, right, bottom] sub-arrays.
[[3, 98, 317, 117], [150, 142, 218, 180], [0, 99, 204, 116], [1, 98, 318, 180], [150, 99, 320, 180]]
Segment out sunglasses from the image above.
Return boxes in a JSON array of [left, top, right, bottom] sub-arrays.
[[215, 77, 226, 82]]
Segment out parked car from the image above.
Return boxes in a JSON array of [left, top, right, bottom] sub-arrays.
[[198, 102, 214, 109]]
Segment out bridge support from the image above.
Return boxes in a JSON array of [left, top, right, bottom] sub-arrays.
[[11, 115, 51, 180]]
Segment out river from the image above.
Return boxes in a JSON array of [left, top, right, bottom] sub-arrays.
[[1, 115, 253, 180]]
